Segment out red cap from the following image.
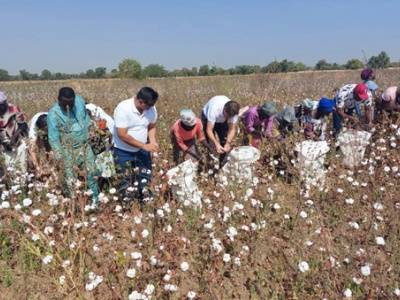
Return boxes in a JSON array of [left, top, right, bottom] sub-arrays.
[[354, 83, 369, 100]]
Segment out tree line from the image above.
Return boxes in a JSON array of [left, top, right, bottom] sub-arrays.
[[0, 51, 395, 81]]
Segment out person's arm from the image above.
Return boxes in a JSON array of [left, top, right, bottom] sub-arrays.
[[336, 107, 360, 124], [200, 139, 217, 155], [242, 112, 256, 134], [365, 106, 373, 130], [264, 116, 274, 138], [28, 139, 42, 175], [47, 115, 61, 160], [206, 122, 224, 153], [223, 122, 236, 152], [116, 124, 159, 152]]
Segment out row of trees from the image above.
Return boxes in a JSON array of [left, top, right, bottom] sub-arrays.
[[0, 51, 395, 81]]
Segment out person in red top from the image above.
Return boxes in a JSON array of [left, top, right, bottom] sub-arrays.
[[0, 91, 29, 175], [171, 109, 215, 164]]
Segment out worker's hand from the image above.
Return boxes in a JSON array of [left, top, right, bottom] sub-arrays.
[[143, 142, 159, 153], [215, 144, 225, 154], [222, 142, 231, 153]]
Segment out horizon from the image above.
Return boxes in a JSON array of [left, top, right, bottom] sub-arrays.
[[1, 0, 399, 75]]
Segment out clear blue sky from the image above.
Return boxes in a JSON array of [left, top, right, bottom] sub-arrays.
[[1, 0, 399, 75]]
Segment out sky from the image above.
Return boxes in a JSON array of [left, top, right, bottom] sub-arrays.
[[1, 0, 399, 75]]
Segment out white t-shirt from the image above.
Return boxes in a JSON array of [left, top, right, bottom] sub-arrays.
[[85, 103, 115, 130], [113, 98, 157, 152], [28, 112, 48, 141], [202, 95, 238, 124]]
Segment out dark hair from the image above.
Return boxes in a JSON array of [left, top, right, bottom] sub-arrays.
[[137, 87, 158, 105], [224, 101, 240, 117], [36, 114, 48, 130], [58, 87, 75, 100]]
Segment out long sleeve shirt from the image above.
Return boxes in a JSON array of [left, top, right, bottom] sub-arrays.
[[240, 106, 274, 137]]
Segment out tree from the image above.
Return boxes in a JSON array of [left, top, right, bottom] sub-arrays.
[[344, 59, 364, 70], [0, 69, 10, 81], [95, 67, 107, 78], [40, 69, 52, 80], [368, 51, 390, 69], [85, 69, 96, 78], [118, 58, 142, 79], [143, 64, 168, 77], [19, 69, 33, 80], [198, 65, 210, 76], [261, 61, 279, 73], [315, 59, 332, 71]]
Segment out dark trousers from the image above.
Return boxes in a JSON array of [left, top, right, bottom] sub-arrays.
[[201, 112, 229, 163], [113, 147, 153, 202]]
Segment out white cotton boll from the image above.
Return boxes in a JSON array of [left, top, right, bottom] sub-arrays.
[[150, 255, 158, 266], [14, 204, 21, 210], [273, 203, 281, 210], [177, 209, 183, 216], [1, 201, 10, 209], [305, 200, 313, 206], [337, 188, 343, 193], [115, 205, 122, 212], [85, 283, 94, 291], [134, 216, 142, 224], [374, 203, 383, 211], [299, 211, 308, 219], [345, 198, 354, 205], [164, 284, 178, 292], [298, 261, 309, 273], [223, 253, 231, 262], [59, 275, 66, 284], [376, 236, 385, 245], [361, 264, 371, 276], [246, 188, 253, 197], [144, 284, 155, 295], [131, 252, 142, 260], [93, 244, 100, 252], [129, 291, 144, 300], [126, 268, 136, 278], [44, 226, 54, 235], [32, 233, 40, 241], [141, 229, 149, 238], [234, 257, 241, 266], [23, 198, 32, 207], [343, 288, 352, 298], [42, 254, 53, 264], [349, 222, 359, 230], [394, 289, 400, 296], [352, 277, 363, 285], [180, 261, 189, 271], [187, 291, 197, 299]]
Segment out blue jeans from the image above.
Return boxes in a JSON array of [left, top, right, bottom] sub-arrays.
[[113, 147, 153, 202], [333, 108, 356, 133]]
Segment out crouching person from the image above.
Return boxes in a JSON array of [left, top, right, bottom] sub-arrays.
[[171, 109, 216, 164], [0, 91, 29, 178]]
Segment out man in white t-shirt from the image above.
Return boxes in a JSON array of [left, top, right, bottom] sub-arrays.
[[113, 87, 159, 205], [28, 112, 53, 176], [201, 95, 239, 163]]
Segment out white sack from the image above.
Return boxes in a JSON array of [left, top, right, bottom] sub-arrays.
[[221, 146, 261, 183], [166, 159, 202, 209], [295, 140, 330, 186], [337, 130, 372, 168]]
